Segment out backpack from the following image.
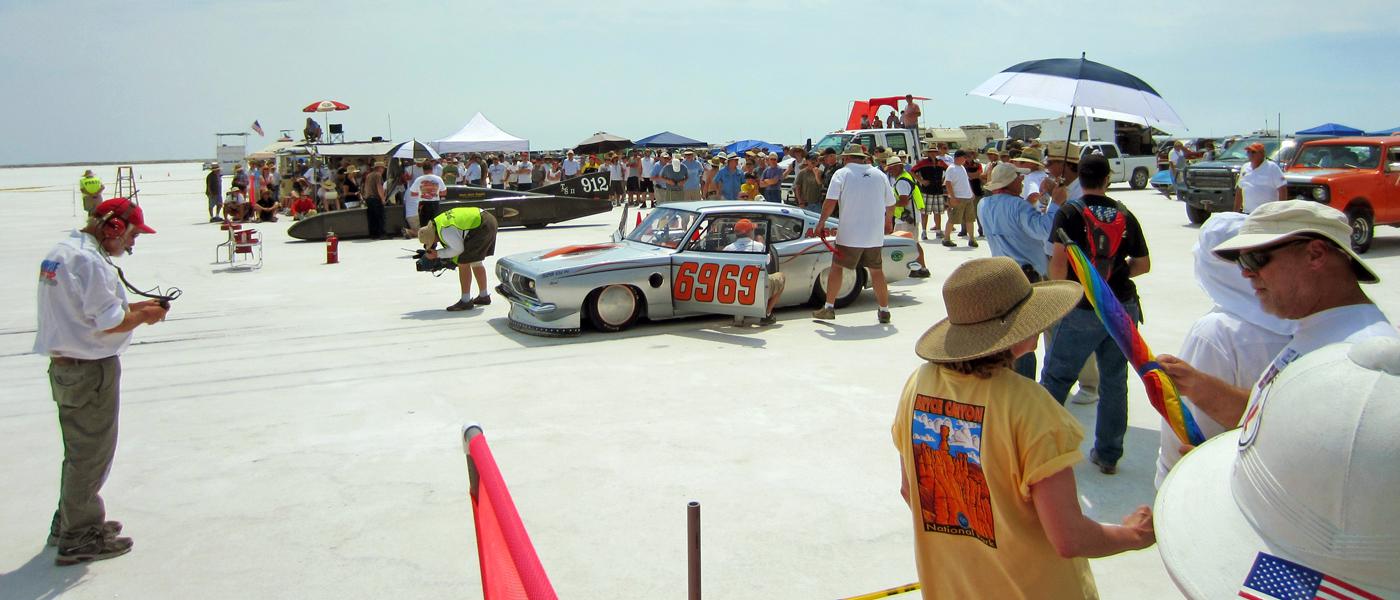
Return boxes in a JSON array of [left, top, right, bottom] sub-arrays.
[[1077, 199, 1129, 277]]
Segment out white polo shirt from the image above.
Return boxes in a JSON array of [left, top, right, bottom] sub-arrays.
[[34, 230, 132, 360], [826, 162, 896, 248], [1237, 160, 1286, 213]]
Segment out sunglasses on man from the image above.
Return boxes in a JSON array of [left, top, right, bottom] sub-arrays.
[[1236, 237, 1314, 272]]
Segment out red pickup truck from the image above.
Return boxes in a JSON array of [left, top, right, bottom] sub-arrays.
[[1284, 136, 1400, 253]]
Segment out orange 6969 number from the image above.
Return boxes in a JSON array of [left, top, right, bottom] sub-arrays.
[[673, 262, 762, 305]]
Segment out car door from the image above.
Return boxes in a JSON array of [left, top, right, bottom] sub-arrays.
[[1382, 145, 1400, 224], [1096, 144, 1126, 182], [670, 215, 769, 319]]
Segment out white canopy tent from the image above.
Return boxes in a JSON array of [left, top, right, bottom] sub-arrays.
[[431, 112, 529, 153]]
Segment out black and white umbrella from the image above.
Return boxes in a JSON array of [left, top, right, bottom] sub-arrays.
[[386, 139, 441, 160], [969, 55, 1185, 130]]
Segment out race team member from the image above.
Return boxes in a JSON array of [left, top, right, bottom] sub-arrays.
[[813, 145, 895, 324], [721, 218, 785, 325], [79, 169, 105, 214], [418, 206, 499, 311], [885, 156, 931, 278], [36, 197, 167, 566]]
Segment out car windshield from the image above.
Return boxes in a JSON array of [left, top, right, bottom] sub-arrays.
[[627, 207, 699, 248], [1293, 144, 1381, 169], [1218, 139, 1282, 161], [812, 134, 851, 155]]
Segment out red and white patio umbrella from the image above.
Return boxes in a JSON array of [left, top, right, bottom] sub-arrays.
[[301, 100, 350, 139]]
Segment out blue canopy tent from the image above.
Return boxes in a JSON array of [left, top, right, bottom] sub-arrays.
[[723, 140, 783, 156], [1366, 127, 1400, 136], [634, 131, 707, 148], [1295, 123, 1364, 136]]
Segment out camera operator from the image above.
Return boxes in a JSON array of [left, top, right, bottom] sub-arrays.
[[418, 206, 499, 311], [35, 197, 168, 566]]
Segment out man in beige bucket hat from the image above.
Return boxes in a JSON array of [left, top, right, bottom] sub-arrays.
[[892, 257, 1154, 599], [1159, 200, 1396, 429]]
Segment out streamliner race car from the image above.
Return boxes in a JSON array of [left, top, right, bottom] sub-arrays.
[[494, 201, 922, 336]]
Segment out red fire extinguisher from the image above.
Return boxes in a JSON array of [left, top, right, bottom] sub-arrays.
[[326, 229, 339, 264]]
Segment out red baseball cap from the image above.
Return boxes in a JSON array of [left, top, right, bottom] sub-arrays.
[[95, 197, 156, 233], [734, 218, 755, 234]]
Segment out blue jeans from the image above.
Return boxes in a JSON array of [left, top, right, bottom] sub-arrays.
[[1013, 351, 1036, 380], [1039, 302, 1139, 465]]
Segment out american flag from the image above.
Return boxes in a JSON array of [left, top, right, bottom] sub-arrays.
[[1238, 552, 1381, 600], [250, 120, 264, 137]]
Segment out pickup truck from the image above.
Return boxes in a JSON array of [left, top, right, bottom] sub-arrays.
[[1077, 141, 1157, 190], [811, 128, 925, 158], [1284, 136, 1400, 253], [1177, 137, 1302, 224]]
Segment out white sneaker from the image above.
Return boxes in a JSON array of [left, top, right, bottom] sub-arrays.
[[1070, 387, 1099, 405]]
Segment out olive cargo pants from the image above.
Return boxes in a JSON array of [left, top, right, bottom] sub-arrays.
[[48, 356, 121, 545]]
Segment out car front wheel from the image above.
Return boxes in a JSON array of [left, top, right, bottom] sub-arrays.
[[1346, 206, 1374, 254], [1130, 168, 1149, 190], [587, 285, 641, 332]]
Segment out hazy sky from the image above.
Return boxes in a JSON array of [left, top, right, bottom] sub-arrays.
[[4, 0, 1397, 164]]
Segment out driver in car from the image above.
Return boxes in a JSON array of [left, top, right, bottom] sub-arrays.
[[722, 218, 784, 325]]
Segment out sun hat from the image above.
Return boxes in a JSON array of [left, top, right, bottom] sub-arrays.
[[1011, 148, 1044, 167], [1210, 200, 1379, 284], [915, 257, 1082, 361], [883, 155, 905, 167], [985, 147, 1001, 156], [417, 225, 438, 247], [320, 180, 336, 190], [734, 218, 755, 234], [1155, 338, 1400, 599], [1044, 141, 1082, 164], [841, 145, 868, 159], [94, 197, 156, 234], [984, 162, 1029, 191]]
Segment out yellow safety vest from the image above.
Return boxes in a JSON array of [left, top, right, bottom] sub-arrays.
[[79, 176, 103, 196], [433, 208, 484, 264], [893, 171, 924, 218]]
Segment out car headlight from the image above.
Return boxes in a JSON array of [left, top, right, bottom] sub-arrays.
[[1312, 187, 1328, 201], [513, 274, 537, 297]]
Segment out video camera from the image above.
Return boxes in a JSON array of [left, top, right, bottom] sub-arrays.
[[412, 249, 458, 272]]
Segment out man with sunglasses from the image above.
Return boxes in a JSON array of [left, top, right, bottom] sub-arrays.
[[1159, 200, 1395, 431], [1234, 142, 1287, 213]]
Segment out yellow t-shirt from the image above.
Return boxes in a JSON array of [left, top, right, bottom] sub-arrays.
[[891, 363, 1095, 600]]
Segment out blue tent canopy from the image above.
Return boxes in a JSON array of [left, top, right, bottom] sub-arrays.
[[1366, 127, 1400, 136], [634, 131, 707, 148], [723, 140, 783, 156], [1295, 122, 1364, 136]]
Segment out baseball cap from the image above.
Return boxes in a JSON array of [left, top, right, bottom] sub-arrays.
[[1210, 200, 1379, 284], [94, 198, 156, 234], [1246, 142, 1266, 154], [1155, 338, 1400, 599], [734, 218, 755, 234]]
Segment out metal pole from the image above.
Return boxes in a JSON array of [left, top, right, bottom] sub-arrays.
[[687, 500, 701, 600], [462, 424, 484, 498]]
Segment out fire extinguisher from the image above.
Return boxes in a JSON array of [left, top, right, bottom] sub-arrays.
[[326, 229, 339, 264]]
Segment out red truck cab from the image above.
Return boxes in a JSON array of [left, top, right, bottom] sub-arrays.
[[1284, 136, 1400, 252]]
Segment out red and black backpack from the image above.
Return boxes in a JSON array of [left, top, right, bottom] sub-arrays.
[[1077, 200, 1129, 277]]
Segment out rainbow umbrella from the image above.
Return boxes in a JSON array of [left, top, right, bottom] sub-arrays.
[[1055, 230, 1204, 446]]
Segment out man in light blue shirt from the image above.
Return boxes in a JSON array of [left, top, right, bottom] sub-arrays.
[[713, 154, 744, 200], [681, 150, 704, 201]]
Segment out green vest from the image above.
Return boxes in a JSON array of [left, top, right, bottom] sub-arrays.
[[434, 207, 484, 263], [893, 170, 924, 218], [79, 176, 103, 196]]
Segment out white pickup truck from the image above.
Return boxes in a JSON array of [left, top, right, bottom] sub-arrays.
[[811, 128, 925, 159], [1077, 141, 1157, 190]]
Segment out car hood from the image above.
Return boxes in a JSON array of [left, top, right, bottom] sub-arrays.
[[1185, 159, 1245, 171], [1284, 168, 1367, 183], [499, 240, 670, 279]]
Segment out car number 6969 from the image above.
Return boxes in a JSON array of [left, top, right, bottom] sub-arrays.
[[673, 262, 761, 305]]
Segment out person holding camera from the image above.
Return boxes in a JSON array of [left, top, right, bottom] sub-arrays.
[[418, 206, 499, 311], [36, 198, 168, 566]]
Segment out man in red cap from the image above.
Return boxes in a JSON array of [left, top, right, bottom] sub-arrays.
[[34, 197, 167, 566], [1234, 142, 1286, 214]]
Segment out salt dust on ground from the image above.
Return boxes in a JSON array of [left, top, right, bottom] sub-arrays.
[[2, 161, 1397, 599]]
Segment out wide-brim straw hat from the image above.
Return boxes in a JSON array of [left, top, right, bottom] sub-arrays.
[[320, 180, 336, 190], [417, 225, 437, 247], [841, 145, 868, 158], [916, 257, 1083, 361], [1012, 148, 1044, 167], [1044, 141, 1082, 164]]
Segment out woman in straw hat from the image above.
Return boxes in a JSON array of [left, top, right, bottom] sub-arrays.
[[892, 257, 1154, 599]]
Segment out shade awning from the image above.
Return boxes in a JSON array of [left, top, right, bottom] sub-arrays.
[[432, 113, 529, 153], [313, 141, 398, 157], [1295, 122, 1365, 136]]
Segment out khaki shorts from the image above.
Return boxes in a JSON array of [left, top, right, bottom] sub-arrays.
[[947, 197, 972, 221], [767, 272, 786, 301], [834, 245, 882, 269]]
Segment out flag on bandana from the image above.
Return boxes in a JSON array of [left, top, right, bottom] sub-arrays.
[[251, 120, 264, 137], [1238, 552, 1381, 600]]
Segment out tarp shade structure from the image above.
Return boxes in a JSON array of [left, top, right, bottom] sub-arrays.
[[574, 132, 632, 154], [313, 141, 398, 157], [969, 57, 1186, 130], [846, 96, 928, 130], [1296, 122, 1365, 136], [464, 429, 558, 600], [633, 131, 707, 148], [432, 113, 529, 153], [1367, 127, 1400, 136], [723, 140, 783, 156]]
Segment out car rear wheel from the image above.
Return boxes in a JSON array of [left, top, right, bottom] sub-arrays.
[[1130, 168, 1149, 190], [812, 266, 867, 309], [1185, 204, 1210, 226], [1346, 206, 1374, 254], [587, 285, 641, 332]]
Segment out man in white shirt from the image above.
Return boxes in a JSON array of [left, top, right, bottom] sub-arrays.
[[561, 150, 581, 178], [514, 154, 534, 191], [1234, 142, 1287, 213], [941, 150, 976, 248], [1160, 201, 1396, 435], [1168, 140, 1187, 187], [812, 145, 896, 323], [402, 172, 445, 238], [36, 198, 167, 565], [486, 158, 508, 189], [464, 155, 483, 186], [640, 151, 656, 207]]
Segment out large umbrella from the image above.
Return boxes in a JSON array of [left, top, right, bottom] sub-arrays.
[[574, 132, 632, 155], [1296, 122, 1364, 136], [969, 54, 1186, 133], [386, 139, 440, 160], [302, 100, 350, 140]]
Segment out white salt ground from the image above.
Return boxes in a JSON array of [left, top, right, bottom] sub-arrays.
[[2, 162, 1397, 599]]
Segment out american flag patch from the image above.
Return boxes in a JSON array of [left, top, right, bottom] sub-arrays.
[[1238, 552, 1381, 600], [39, 259, 60, 284]]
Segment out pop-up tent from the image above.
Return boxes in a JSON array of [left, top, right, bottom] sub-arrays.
[[1295, 123, 1364, 136], [432, 113, 529, 153], [723, 140, 783, 156], [1366, 126, 1400, 136], [634, 131, 707, 148]]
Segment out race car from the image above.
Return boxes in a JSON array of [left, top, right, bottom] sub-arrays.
[[494, 201, 923, 336]]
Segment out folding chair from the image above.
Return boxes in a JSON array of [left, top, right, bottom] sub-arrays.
[[215, 222, 262, 268]]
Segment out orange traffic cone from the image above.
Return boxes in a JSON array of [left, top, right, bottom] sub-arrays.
[[636, 212, 643, 226]]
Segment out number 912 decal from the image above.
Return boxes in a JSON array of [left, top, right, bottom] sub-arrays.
[[673, 262, 762, 305]]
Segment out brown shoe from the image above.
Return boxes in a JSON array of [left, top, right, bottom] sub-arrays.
[[56, 535, 133, 566], [48, 520, 122, 547], [473, 294, 491, 306], [446, 299, 475, 312]]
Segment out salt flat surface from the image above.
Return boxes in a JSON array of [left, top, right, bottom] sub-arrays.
[[2, 162, 1397, 599]]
